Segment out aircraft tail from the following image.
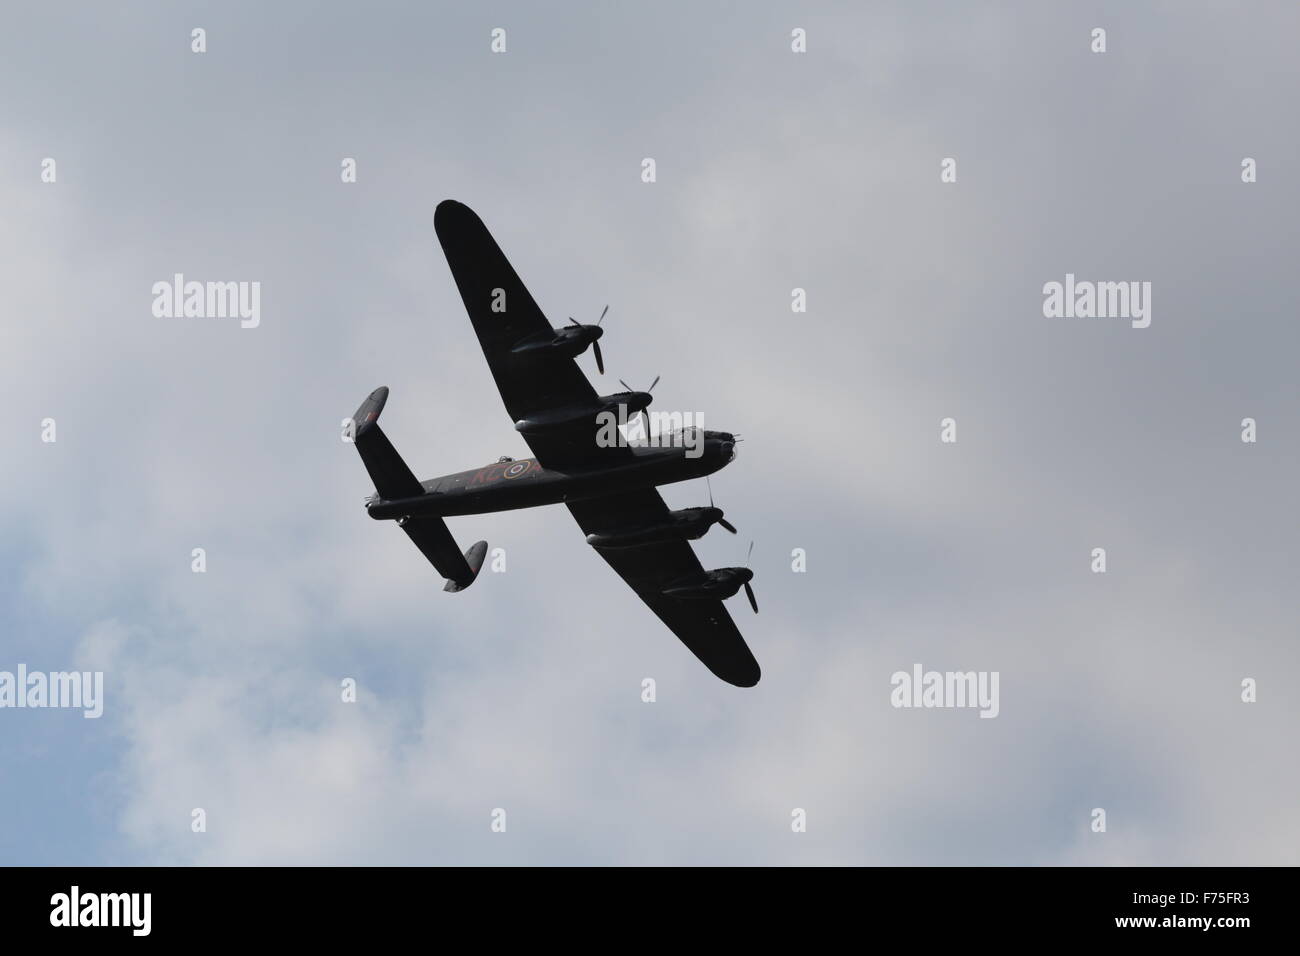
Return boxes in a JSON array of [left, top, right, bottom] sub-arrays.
[[352, 386, 422, 500], [352, 386, 488, 591]]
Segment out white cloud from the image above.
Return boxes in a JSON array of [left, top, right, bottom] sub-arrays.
[[3, 1, 1298, 865]]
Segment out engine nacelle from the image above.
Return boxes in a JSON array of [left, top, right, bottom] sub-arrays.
[[662, 566, 752, 600], [595, 390, 652, 418], [586, 508, 727, 549], [514, 391, 652, 434], [510, 324, 602, 360]]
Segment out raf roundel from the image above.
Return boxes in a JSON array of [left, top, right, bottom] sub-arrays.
[[503, 460, 531, 479]]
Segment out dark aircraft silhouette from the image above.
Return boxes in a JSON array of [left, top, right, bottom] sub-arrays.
[[349, 200, 760, 687]]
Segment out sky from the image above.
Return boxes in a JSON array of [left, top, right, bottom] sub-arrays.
[[2, 1, 1297, 865]]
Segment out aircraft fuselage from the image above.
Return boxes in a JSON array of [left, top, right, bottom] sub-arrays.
[[366, 433, 737, 520]]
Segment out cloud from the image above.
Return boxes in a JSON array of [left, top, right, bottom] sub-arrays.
[[2, 1, 1297, 865]]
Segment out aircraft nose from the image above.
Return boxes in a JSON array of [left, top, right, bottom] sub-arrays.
[[722, 441, 736, 461]]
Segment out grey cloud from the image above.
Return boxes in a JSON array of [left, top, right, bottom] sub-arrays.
[[1, 1, 1296, 865]]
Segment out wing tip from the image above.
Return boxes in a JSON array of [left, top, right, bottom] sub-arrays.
[[435, 198, 475, 230], [722, 660, 761, 688]]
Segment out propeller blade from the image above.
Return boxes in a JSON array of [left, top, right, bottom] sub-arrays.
[[598, 305, 608, 326], [620, 375, 659, 395], [746, 540, 754, 567], [593, 340, 604, 375], [744, 581, 758, 614], [707, 478, 736, 532]]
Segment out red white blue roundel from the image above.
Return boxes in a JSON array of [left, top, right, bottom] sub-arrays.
[[502, 460, 531, 479]]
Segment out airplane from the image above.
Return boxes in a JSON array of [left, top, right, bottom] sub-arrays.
[[349, 200, 760, 687]]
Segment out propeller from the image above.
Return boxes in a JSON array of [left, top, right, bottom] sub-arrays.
[[707, 477, 737, 533], [618, 374, 660, 439], [568, 305, 608, 374], [743, 540, 758, 613]]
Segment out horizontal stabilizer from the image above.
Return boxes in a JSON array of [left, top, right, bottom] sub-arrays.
[[352, 386, 423, 500], [402, 517, 487, 592], [443, 539, 489, 593]]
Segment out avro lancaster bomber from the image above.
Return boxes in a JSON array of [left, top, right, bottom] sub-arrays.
[[350, 200, 759, 687]]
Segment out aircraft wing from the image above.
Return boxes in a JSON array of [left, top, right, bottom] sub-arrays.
[[566, 490, 761, 687], [434, 199, 630, 470]]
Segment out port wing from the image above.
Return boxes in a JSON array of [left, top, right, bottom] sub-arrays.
[[434, 199, 633, 471]]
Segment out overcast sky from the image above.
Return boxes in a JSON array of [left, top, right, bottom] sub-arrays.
[[2, 1, 1297, 865]]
